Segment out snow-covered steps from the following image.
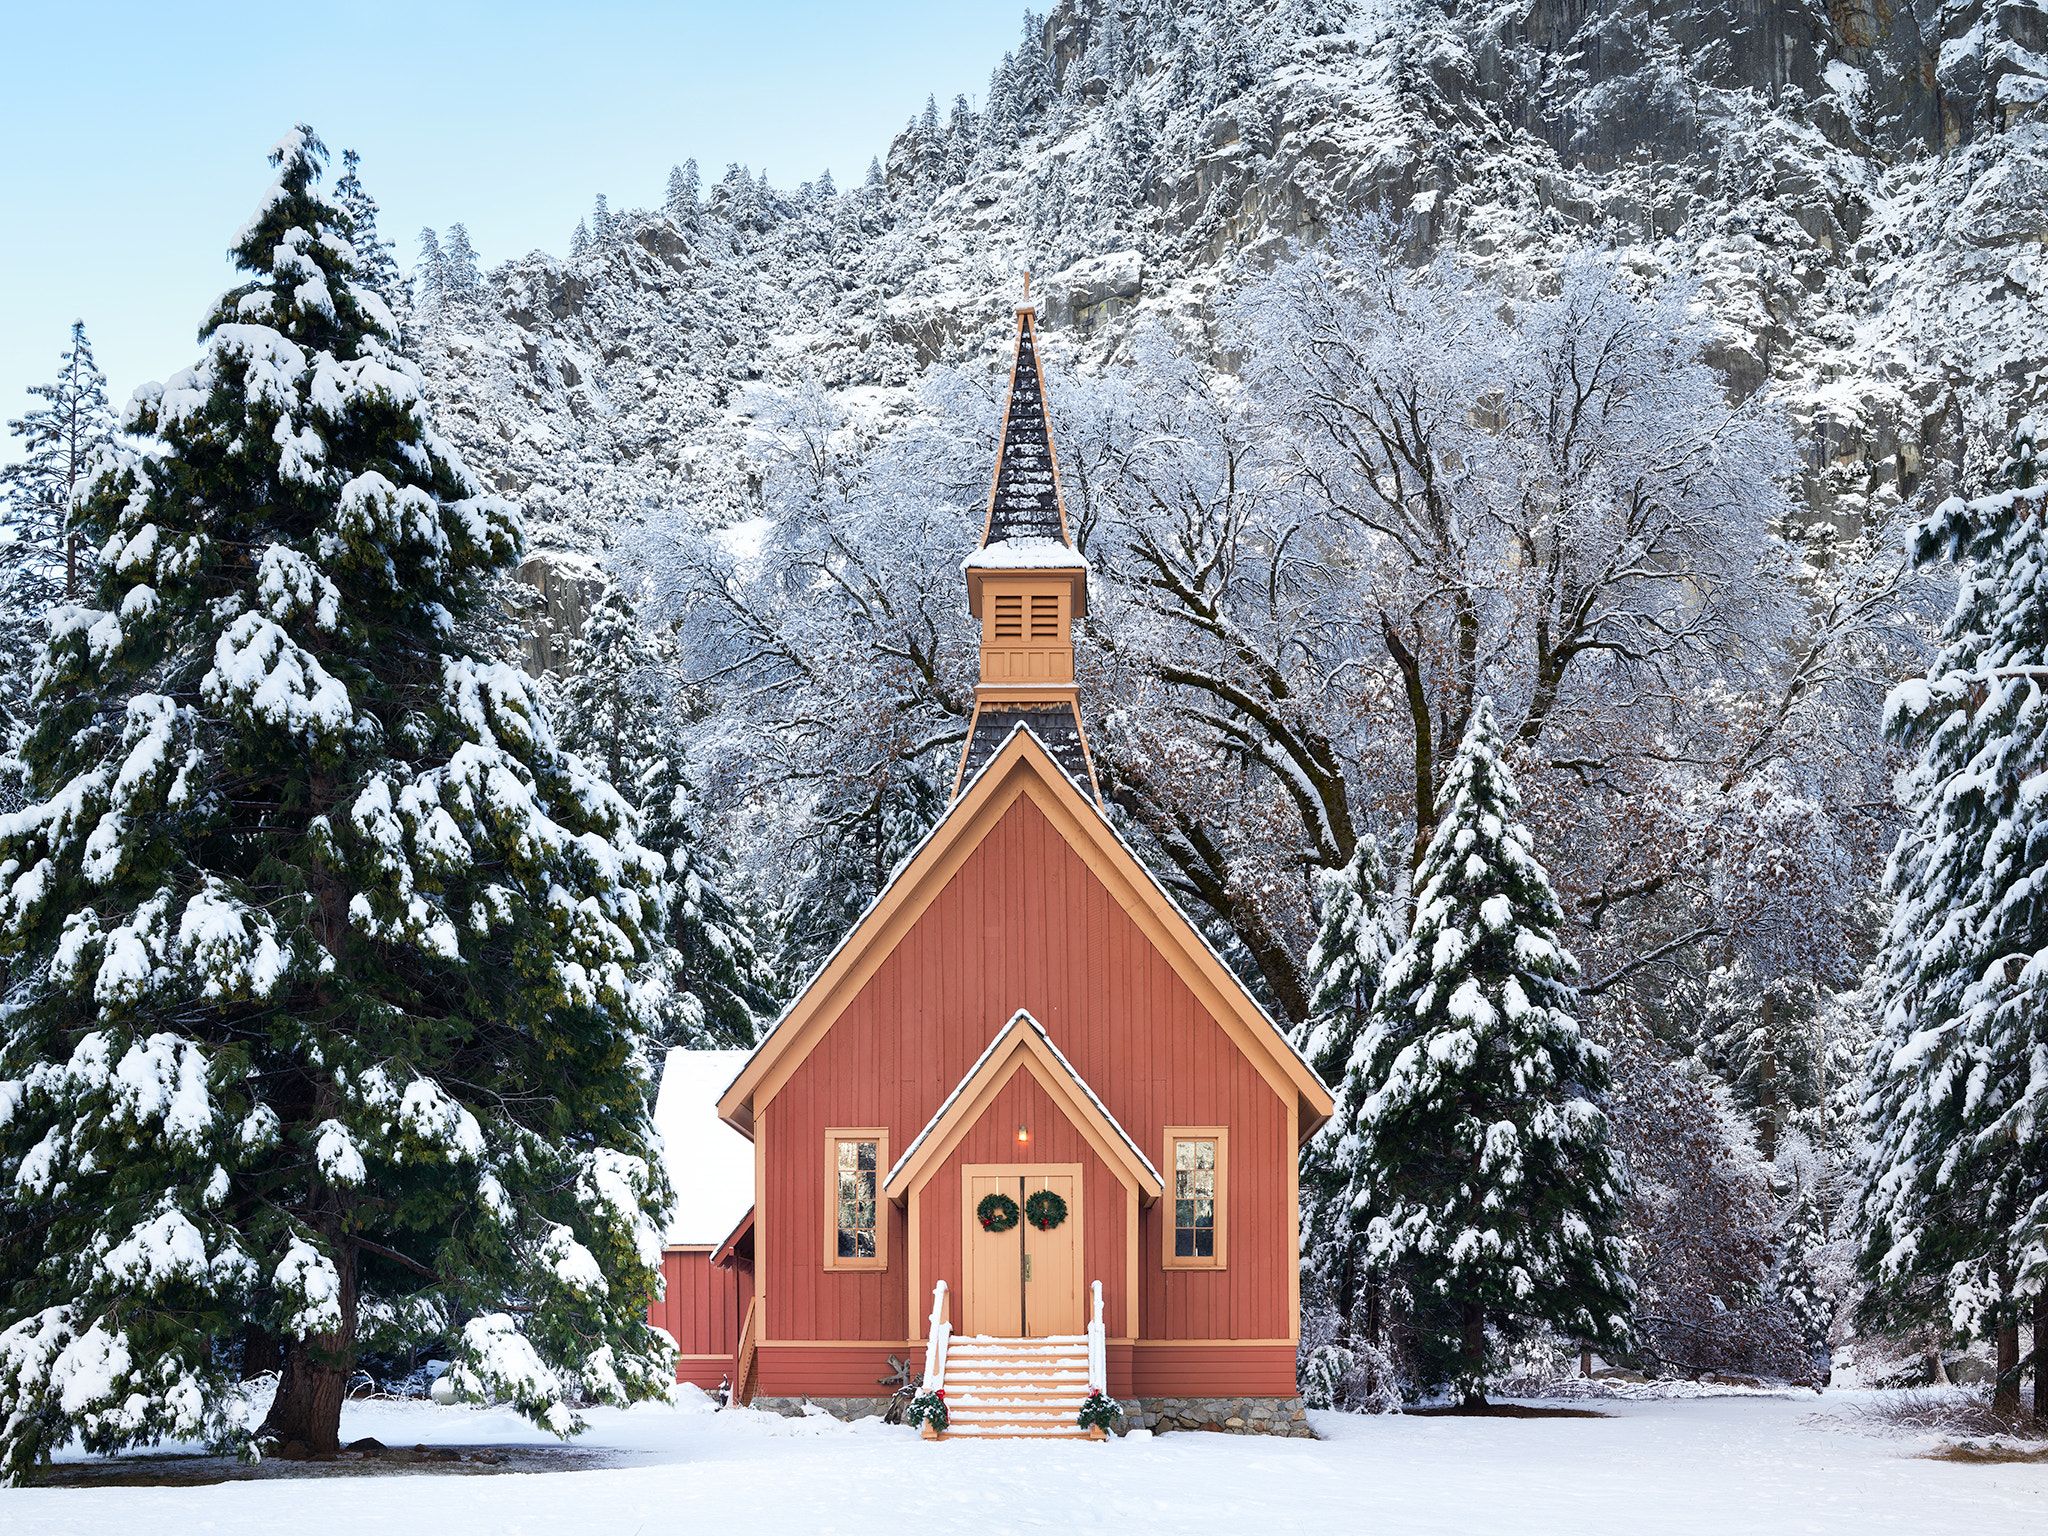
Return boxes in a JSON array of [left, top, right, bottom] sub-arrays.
[[936, 1336, 1097, 1441]]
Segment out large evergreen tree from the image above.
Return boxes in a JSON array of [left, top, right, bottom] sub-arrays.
[[0, 128, 676, 1481], [552, 584, 771, 1049], [1858, 419, 2048, 1416], [1347, 699, 1633, 1403]]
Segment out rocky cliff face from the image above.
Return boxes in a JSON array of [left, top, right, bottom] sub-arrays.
[[413, 0, 2048, 572]]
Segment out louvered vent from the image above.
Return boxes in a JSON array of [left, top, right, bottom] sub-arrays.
[[993, 594, 1024, 638], [1030, 594, 1060, 638]]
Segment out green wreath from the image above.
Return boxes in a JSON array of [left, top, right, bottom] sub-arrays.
[[977, 1192, 1020, 1232], [1024, 1189, 1069, 1231]]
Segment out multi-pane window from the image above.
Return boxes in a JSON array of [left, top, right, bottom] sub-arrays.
[[1174, 1139, 1216, 1258], [824, 1129, 887, 1270], [837, 1140, 877, 1259], [1163, 1127, 1227, 1269]]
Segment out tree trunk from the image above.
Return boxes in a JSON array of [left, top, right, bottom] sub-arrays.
[[2034, 1290, 2046, 1421], [259, 1241, 358, 1453], [1994, 1310, 2022, 1419], [241, 1323, 280, 1379], [1581, 1344, 1593, 1379], [1460, 1302, 1487, 1408], [1756, 1000, 1778, 1163]]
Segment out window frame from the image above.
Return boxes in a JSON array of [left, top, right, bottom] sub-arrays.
[[1161, 1126, 1229, 1271], [823, 1127, 890, 1272]]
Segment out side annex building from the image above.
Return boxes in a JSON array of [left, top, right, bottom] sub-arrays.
[[646, 300, 1334, 1437]]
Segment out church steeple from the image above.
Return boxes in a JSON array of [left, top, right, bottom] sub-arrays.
[[954, 295, 1101, 803]]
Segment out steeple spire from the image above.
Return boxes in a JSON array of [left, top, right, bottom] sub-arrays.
[[954, 300, 1101, 803]]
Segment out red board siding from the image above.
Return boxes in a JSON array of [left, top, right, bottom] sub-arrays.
[[649, 1250, 752, 1388], [1129, 1344, 1299, 1397], [764, 790, 1291, 1350], [917, 1067, 1131, 1336], [755, 1344, 922, 1398]]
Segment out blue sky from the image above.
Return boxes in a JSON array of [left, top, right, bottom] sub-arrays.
[[0, 1, 1024, 461]]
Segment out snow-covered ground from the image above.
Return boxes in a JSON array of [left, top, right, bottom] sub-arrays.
[[5, 1389, 2043, 1534]]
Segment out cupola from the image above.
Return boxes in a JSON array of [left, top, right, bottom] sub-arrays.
[[954, 295, 1100, 803]]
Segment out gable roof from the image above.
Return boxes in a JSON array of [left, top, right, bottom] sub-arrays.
[[884, 1008, 1162, 1204], [718, 724, 1335, 1143], [651, 1047, 755, 1246]]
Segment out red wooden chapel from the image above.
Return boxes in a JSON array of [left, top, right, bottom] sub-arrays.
[[646, 298, 1334, 1436]]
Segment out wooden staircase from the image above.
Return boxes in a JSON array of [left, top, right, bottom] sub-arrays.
[[938, 1335, 1094, 1440]]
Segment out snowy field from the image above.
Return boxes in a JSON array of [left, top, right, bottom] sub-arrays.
[[4, 1389, 2044, 1536]]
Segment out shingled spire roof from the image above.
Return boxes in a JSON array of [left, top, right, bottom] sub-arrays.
[[980, 304, 1070, 546], [956, 295, 1099, 804]]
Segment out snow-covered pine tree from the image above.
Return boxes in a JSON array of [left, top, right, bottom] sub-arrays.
[[571, 219, 591, 258], [549, 585, 770, 1051], [1, 319, 113, 601], [947, 95, 974, 184], [918, 95, 945, 195], [1349, 699, 1633, 1404], [0, 128, 676, 1480], [331, 150, 403, 317], [665, 162, 698, 226], [592, 193, 612, 245], [413, 227, 445, 312], [442, 222, 480, 301], [1858, 421, 2048, 1417], [1292, 836, 1403, 1400]]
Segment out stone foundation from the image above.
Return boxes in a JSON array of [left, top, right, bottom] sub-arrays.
[[1127, 1396, 1313, 1437], [750, 1395, 895, 1422]]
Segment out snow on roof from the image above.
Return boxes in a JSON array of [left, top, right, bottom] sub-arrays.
[[651, 1048, 755, 1246], [885, 1008, 1161, 1192], [963, 535, 1089, 570]]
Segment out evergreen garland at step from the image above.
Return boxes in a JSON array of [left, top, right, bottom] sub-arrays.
[[0, 127, 677, 1481], [1344, 699, 1633, 1404]]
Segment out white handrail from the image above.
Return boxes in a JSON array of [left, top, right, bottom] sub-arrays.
[[1086, 1279, 1106, 1394], [923, 1280, 952, 1391]]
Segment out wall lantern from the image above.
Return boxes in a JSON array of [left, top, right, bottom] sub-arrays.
[[1016, 1124, 1029, 1146]]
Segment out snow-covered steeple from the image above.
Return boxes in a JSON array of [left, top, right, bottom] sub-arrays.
[[956, 290, 1099, 801]]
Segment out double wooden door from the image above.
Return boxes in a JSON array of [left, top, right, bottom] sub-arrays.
[[962, 1164, 1082, 1337]]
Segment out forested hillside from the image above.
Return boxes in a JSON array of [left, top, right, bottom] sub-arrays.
[[374, 0, 2048, 1390]]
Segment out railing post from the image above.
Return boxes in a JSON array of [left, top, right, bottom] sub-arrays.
[[923, 1279, 952, 1391], [1087, 1279, 1106, 1394]]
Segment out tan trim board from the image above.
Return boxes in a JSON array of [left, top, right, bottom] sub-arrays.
[[1162, 1127, 1229, 1272], [1287, 1097, 1301, 1341], [824, 1127, 889, 1272], [756, 1339, 924, 1350], [661, 1245, 716, 1254], [1129, 1338, 1300, 1348]]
